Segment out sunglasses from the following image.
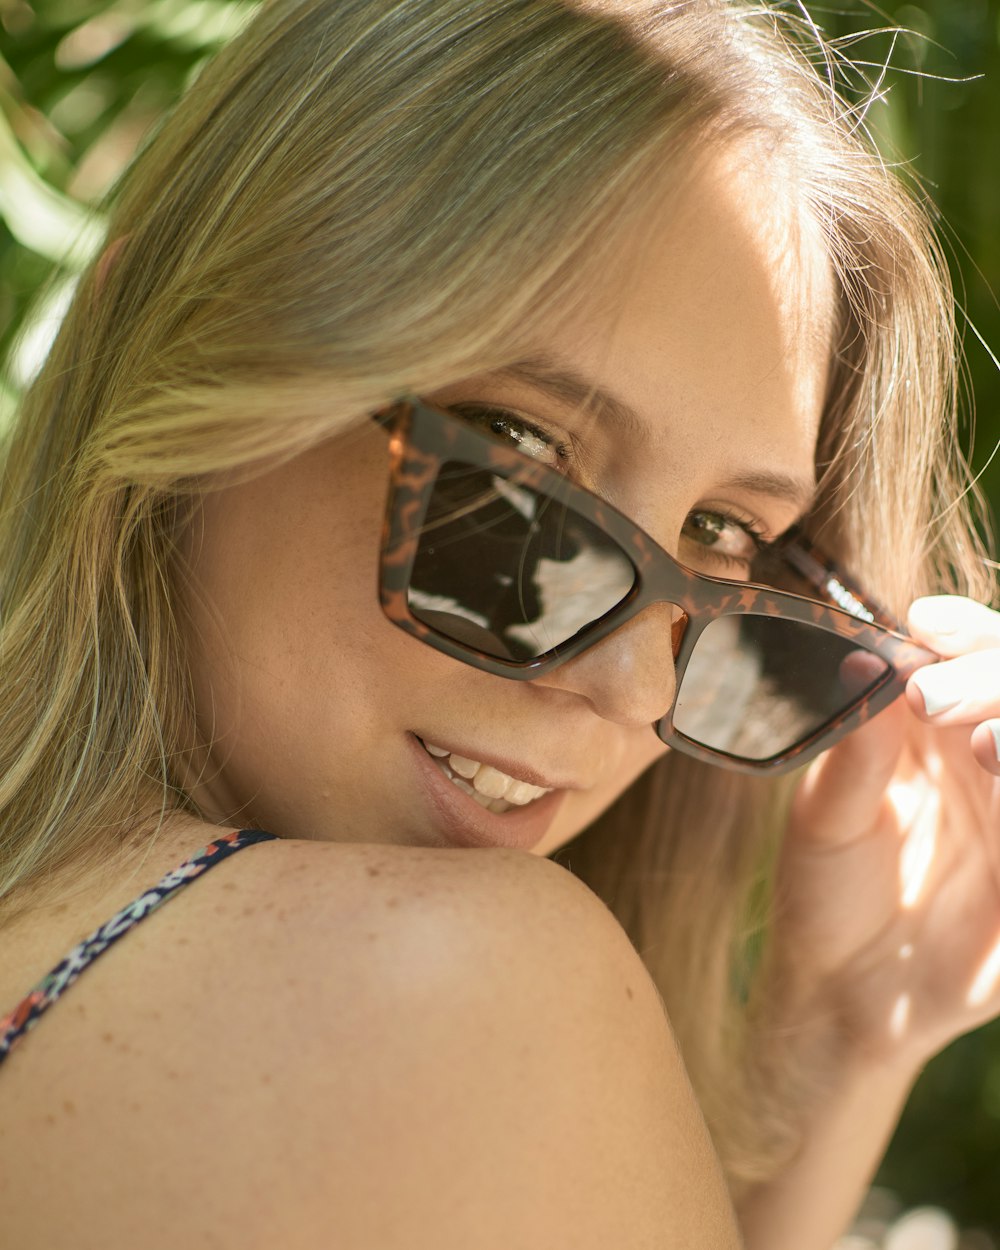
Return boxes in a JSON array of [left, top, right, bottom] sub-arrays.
[[370, 396, 937, 775]]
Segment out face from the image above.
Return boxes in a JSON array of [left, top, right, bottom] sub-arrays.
[[177, 143, 833, 857]]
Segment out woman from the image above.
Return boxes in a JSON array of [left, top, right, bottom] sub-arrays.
[[0, 0, 997, 1245]]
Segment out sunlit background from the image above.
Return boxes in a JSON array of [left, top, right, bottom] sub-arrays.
[[2, 2, 1000, 1244]]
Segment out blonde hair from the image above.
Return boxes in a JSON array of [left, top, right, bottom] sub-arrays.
[[0, 0, 993, 1192]]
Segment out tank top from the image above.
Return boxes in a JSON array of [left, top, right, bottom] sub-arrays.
[[0, 828, 278, 1069]]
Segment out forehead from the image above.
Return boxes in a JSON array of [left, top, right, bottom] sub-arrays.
[[544, 138, 834, 490]]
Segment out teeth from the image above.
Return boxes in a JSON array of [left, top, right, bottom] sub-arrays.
[[506, 780, 539, 804], [422, 740, 553, 809], [472, 764, 511, 799], [449, 774, 512, 813]]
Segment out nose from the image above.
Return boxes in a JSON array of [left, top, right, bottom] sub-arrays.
[[532, 600, 684, 730]]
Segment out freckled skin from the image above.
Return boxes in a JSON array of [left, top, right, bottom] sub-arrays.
[[177, 144, 833, 861], [0, 152, 828, 1244]]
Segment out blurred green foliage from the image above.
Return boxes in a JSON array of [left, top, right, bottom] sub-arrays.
[[814, 3, 1000, 1237], [820, 0, 1000, 528], [0, 0, 258, 418], [2, 0, 1000, 1237]]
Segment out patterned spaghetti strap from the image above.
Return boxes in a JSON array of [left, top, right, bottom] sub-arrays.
[[0, 828, 279, 1068]]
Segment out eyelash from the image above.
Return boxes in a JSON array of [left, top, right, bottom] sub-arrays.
[[449, 402, 776, 576], [450, 404, 575, 467], [684, 509, 773, 576]]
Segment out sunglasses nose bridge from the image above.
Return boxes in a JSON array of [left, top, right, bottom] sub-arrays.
[[628, 576, 689, 659], [671, 606, 689, 659], [534, 597, 683, 732]]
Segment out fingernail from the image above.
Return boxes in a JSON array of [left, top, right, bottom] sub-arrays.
[[908, 597, 961, 636], [910, 667, 962, 717]]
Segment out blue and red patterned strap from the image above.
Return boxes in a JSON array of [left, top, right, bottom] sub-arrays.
[[0, 828, 279, 1068]]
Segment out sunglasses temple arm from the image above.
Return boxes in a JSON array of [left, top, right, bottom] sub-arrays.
[[781, 538, 906, 633]]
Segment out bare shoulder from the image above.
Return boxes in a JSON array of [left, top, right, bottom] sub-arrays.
[[1, 837, 741, 1249], [223, 839, 740, 1248]]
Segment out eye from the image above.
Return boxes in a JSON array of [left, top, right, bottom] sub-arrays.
[[681, 508, 770, 578], [449, 404, 574, 472]]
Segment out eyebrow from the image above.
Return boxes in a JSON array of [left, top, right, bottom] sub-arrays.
[[495, 354, 817, 514]]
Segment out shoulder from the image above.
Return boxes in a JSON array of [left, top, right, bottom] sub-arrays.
[[193, 833, 654, 1016], [2, 836, 741, 1249], [207, 838, 739, 1248], [174, 834, 672, 1088]]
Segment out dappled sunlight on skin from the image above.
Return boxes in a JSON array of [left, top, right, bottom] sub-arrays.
[[888, 992, 911, 1040], [885, 779, 924, 831], [967, 933, 1000, 1009], [889, 777, 940, 910]]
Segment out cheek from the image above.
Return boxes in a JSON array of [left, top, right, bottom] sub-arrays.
[[178, 442, 393, 749], [534, 734, 669, 857]]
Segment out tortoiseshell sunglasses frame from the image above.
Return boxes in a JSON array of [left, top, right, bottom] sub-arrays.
[[371, 397, 938, 775]]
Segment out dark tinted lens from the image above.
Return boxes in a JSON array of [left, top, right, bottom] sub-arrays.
[[673, 614, 891, 761], [407, 462, 636, 661]]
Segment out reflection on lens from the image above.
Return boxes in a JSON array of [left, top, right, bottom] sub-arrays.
[[408, 464, 636, 660], [674, 614, 890, 761]]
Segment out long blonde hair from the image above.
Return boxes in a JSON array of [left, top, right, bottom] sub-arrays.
[[0, 0, 992, 1191]]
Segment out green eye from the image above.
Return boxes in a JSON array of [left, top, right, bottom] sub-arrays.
[[683, 513, 728, 546], [681, 509, 765, 577]]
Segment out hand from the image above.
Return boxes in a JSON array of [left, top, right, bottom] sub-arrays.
[[771, 595, 1000, 1071]]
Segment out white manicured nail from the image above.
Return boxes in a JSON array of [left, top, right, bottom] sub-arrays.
[[910, 667, 961, 717]]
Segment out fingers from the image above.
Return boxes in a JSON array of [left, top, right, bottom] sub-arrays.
[[970, 721, 1000, 776], [907, 595, 1000, 657], [907, 649, 1000, 723], [906, 596, 1000, 777], [791, 699, 907, 847]]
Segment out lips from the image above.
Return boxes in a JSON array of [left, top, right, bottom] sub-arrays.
[[417, 739, 551, 809], [413, 735, 583, 795], [406, 733, 568, 851]]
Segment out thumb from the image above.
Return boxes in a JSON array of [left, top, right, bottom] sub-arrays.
[[789, 698, 907, 848]]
